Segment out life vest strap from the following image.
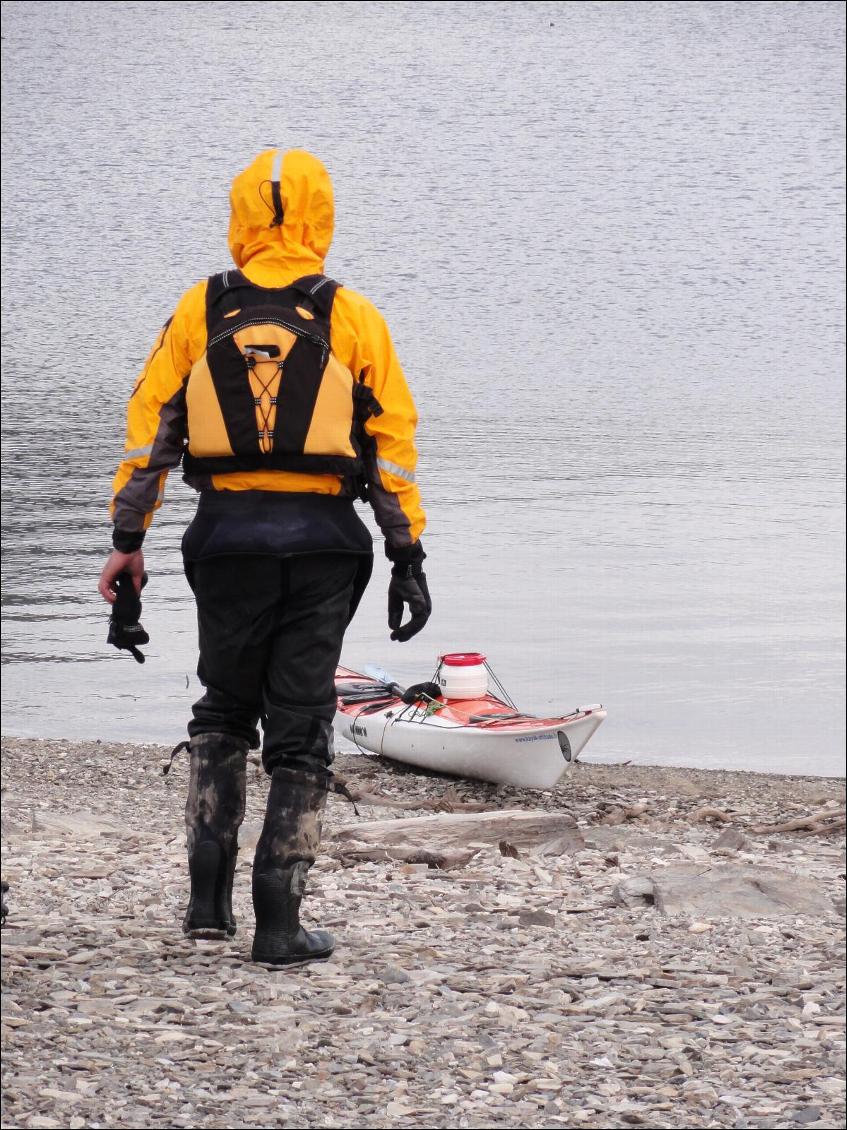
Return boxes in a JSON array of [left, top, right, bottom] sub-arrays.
[[206, 269, 249, 318], [182, 450, 362, 477], [285, 275, 340, 320], [353, 376, 384, 420]]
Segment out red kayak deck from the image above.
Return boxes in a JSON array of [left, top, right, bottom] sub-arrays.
[[335, 666, 587, 730]]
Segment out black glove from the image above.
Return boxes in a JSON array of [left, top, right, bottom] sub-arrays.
[[401, 681, 442, 704], [388, 562, 432, 642], [107, 571, 149, 663]]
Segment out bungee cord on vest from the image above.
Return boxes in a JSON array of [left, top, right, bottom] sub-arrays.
[[243, 347, 283, 454]]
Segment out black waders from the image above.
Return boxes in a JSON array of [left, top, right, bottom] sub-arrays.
[[251, 766, 334, 966], [183, 732, 248, 937]]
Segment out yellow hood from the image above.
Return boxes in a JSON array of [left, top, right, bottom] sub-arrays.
[[228, 149, 334, 284]]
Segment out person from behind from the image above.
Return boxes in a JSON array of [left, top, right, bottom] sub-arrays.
[[98, 148, 430, 965]]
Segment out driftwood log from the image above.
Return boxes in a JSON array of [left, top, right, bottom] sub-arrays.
[[330, 809, 585, 860], [690, 806, 732, 824], [332, 780, 493, 814], [751, 807, 846, 836], [329, 845, 478, 870]]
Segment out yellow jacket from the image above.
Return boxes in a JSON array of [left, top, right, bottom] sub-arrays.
[[110, 149, 426, 553]]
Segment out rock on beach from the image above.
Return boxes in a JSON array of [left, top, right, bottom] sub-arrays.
[[1, 736, 845, 1129]]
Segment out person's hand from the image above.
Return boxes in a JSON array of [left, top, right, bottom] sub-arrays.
[[388, 564, 432, 642], [99, 550, 145, 604]]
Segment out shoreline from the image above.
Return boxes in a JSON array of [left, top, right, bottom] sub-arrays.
[[1, 731, 844, 782], [2, 737, 845, 1129]]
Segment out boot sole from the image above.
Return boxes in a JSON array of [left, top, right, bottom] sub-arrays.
[[251, 948, 334, 968], [183, 910, 237, 939]]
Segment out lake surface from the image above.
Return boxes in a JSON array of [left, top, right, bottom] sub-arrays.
[[1, 1, 844, 775]]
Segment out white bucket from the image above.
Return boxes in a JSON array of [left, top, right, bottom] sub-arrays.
[[437, 652, 488, 700]]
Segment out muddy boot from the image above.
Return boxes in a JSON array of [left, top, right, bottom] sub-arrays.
[[183, 732, 248, 938], [251, 766, 335, 966]]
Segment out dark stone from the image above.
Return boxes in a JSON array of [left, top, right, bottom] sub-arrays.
[[792, 1108, 823, 1126], [517, 910, 557, 928]]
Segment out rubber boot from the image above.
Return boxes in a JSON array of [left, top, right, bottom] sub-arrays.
[[183, 732, 248, 938], [251, 766, 335, 966]]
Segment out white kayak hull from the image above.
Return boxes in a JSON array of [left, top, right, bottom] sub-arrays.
[[333, 667, 606, 790]]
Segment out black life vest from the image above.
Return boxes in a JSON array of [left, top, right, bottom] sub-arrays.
[[182, 271, 381, 480]]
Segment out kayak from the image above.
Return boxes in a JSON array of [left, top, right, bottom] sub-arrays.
[[333, 662, 607, 790]]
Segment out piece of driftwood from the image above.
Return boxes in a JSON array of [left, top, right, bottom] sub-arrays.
[[691, 807, 732, 824], [595, 802, 650, 826], [331, 809, 585, 854], [751, 808, 846, 836], [334, 780, 493, 814], [329, 845, 477, 869], [26, 811, 124, 839]]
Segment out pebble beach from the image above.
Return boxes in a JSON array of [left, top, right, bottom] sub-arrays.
[[1, 736, 844, 1130]]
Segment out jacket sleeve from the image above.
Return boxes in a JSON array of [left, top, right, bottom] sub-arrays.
[[109, 283, 205, 551], [332, 291, 427, 552]]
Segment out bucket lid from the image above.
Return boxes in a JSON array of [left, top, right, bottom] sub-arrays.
[[440, 652, 486, 666]]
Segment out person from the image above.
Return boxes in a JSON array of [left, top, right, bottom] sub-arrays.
[[97, 148, 430, 966]]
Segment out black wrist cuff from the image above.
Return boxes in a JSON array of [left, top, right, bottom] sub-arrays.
[[112, 527, 145, 553], [391, 562, 426, 579], [385, 539, 425, 567]]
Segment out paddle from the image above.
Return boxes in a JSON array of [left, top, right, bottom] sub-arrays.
[[363, 663, 406, 698]]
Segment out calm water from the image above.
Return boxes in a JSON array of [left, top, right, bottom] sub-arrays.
[[1, 2, 844, 775]]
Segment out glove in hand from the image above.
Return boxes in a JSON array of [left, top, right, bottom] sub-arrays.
[[108, 571, 149, 663], [388, 564, 432, 642]]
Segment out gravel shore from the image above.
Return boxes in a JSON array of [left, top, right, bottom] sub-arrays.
[[1, 736, 844, 1130]]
